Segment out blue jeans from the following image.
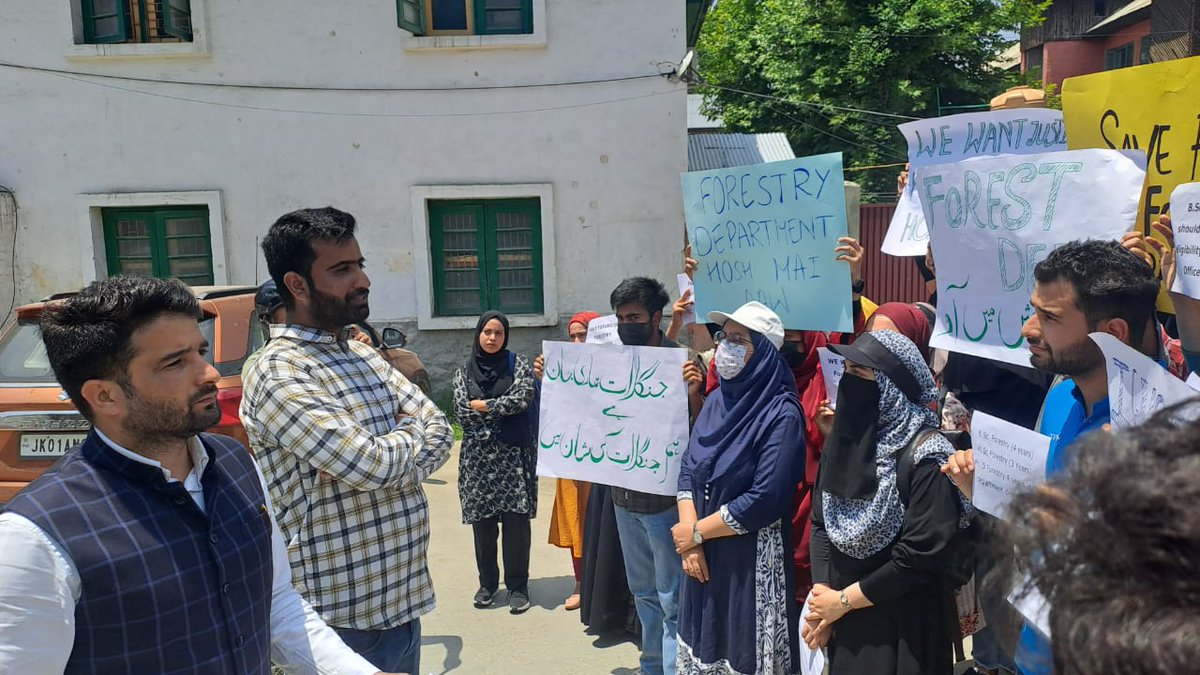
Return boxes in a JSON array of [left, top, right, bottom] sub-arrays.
[[613, 504, 680, 675], [334, 619, 421, 675]]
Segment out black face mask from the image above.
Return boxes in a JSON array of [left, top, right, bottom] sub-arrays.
[[618, 321, 655, 346], [780, 341, 805, 368], [819, 373, 882, 499]]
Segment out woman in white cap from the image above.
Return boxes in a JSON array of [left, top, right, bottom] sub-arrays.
[[671, 301, 805, 674]]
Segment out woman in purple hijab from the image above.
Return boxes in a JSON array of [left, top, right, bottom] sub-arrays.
[[671, 301, 805, 674]]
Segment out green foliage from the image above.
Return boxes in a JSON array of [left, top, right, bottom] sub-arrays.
[[1003, 67, 1063, 110], [697, 0, 1050, 200]]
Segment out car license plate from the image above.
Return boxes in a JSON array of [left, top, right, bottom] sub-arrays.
[[19, 433, 87, 459]]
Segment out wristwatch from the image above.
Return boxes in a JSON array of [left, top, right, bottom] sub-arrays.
[[851, 278, 867, 294], [839, 590, 853, 611], [692, 522, 704, 545]]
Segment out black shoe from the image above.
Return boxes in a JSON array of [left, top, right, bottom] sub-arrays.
[[509, 589, 531, 614], [473, 587, 497, 608]]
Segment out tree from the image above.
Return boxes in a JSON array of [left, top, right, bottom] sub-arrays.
[[696, 0, 1049, 200]]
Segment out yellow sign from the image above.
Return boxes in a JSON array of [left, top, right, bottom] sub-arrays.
[[1063, 56, 1200, 312]]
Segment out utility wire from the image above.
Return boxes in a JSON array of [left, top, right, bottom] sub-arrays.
[[697, 82, 923, 121]]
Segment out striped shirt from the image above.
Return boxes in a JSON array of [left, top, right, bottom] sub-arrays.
[[240, 324, 453, 630]]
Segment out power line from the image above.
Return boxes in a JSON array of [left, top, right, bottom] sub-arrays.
[[697, 83, 923, 121], [0, 59, 669, 92], [32, 68, 681, 118]]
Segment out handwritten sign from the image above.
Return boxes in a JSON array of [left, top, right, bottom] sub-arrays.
[[676, 273, 696, 325], [883, 109, 1067, 257], [680, 153, 852, 332], [586, 315, 620, 345], [817, 347, 845, 410], [1091, 332, 1196, 430], [536, 341, 690, 495], [1169, 183, 1200, 299], [925, 148, 1146, 366], [970, 411, 1051, 520]]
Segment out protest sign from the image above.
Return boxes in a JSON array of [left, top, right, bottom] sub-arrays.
[[1009, 582, 1052, 639], [883, 109, 1067, 257], [676, 273, 696, 325], [585, 315, 620, 345], [680, 153, 853, 332], [817, 347, 845, 410], [1168, 183, 1200, 299], [925, 148, 1146, 366], [536, 342, 690, 495], [969, 411, 1052, 520], [1090, 332, 1197, 430]]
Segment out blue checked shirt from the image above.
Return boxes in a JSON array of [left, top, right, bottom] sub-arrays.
[[240, 324, 453, 630]]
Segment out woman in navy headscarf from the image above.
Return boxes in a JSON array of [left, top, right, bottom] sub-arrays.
[[671, 301, 805, 674]]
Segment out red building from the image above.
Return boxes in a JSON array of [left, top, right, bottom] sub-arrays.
[[1021, 0, 1200, 89]]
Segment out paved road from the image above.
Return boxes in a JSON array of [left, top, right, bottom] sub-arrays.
[[418, 445, 641, 675]]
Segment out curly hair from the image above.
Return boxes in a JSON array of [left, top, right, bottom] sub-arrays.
[[1005, 400, 1200, 675]]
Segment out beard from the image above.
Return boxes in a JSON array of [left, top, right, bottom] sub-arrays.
[[123, 383, 222, 443], [309, 283, 370, 328], [1028, 336, 1104, 376]]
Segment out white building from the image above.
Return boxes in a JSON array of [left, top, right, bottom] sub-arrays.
[[0, 1, 693, 383]]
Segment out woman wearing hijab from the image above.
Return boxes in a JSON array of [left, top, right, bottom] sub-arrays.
[[453, 311, 538, 614], [548, 311, 600, 611], [672, 301, 805, 674], [805, 330, 972, 675], [866, 302, 935, 366]]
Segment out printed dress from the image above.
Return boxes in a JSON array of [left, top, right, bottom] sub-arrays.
[[452, 355, 538, 524]]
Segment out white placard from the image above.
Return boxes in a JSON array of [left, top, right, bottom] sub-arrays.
[[585, 314, 621, 345], [536, 341, 690, 495], [817, 347, 845, 410], [883, 108, 1067, 257], [1168, 182, 1200, 298], [969, 411, 1052, 520], [1091, 332, 1196, 429], [1188, 372, 1200, 392], [925, 148, 1146, 366], [676, 273, 696, 325], [1009, 581, 1052, 639]]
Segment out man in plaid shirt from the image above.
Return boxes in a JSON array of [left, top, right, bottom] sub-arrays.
[[241, 207, 453, 675]]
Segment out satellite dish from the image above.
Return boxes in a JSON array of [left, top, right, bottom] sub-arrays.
[[670, 50, 696, 83]]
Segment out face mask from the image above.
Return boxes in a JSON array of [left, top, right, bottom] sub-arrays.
[[780, 341, 805, 368], [715, 341, 749, 381], [618, 321, 655, 346], [821, 372, 882, 499]]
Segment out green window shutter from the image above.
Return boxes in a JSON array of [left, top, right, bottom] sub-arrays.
[[103, 209, 157, 277], [483, 199, 542, 315], [82, 0, 131, 44], [429, 201, 487, 316], [102, 206, 212, 284], [397, 0, 426, 35], [161, 0, 194, 41], [474, 0, 532, 35]]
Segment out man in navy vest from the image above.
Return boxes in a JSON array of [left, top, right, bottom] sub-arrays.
[[0, 276, 403, 674]]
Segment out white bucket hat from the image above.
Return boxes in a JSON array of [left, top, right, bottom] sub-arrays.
[[707, 301, 785, 350]]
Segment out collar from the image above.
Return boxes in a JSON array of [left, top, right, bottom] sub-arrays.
[[1065, 381, 1110, 423], [269, 323, 352, 344], [94, 428, 210, 485]]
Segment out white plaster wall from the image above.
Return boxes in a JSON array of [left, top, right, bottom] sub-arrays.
[[0, 0, 688, 327]]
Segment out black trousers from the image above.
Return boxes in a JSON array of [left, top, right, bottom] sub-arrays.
[[472, 512, 531, 593]]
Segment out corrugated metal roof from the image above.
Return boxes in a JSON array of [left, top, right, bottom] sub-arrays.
[[687, 94, 723, 129], [687, 132, 795, 171]]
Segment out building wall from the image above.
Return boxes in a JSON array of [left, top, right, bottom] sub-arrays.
[[1027, 18, 1150, 88], [0, 1, 688, 389]]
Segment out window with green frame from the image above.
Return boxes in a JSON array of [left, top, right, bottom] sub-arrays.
[[397, 0, 533, 36], [79, 0, 193, 45], [428, 198, 543, 317], [1104, 42, 1134, 71], [102, 206, 214, 285]]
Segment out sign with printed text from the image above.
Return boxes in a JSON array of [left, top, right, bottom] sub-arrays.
[[585, 315, 620, 345], [970, 411, 1052, 520], [925, 148, 1146, 366], [1091, 332, 1196, 430], [1168, 183, 1200, 299], [536, 341, 690, 495], [681, 153, 852, 332], [817, 347, 845, 410], [884, 108, 1067, 257]]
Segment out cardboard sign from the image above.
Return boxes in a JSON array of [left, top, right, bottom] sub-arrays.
[[681, 153, 853, 332]]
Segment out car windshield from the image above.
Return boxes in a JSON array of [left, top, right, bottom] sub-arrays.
[[0, 317, 219, 385], [0, 321, 56, 383]]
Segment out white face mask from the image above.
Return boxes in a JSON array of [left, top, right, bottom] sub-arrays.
[[715, 341, 749, 381]]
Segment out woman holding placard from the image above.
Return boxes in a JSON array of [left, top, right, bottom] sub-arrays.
[[672, 301, 805, 674], [804, 330, 973, 675]]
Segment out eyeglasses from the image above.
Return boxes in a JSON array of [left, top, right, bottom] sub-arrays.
[[713, 331, 750, 346]]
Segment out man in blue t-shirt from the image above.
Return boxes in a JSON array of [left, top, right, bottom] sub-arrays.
[[944, 239, 1188, 675]]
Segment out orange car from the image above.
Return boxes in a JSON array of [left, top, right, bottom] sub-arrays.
[[0, 286, 257, 507]]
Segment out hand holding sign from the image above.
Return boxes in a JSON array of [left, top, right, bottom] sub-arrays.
[[969, 412, 1052, 520], [1090, 332, 1196, 430]]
